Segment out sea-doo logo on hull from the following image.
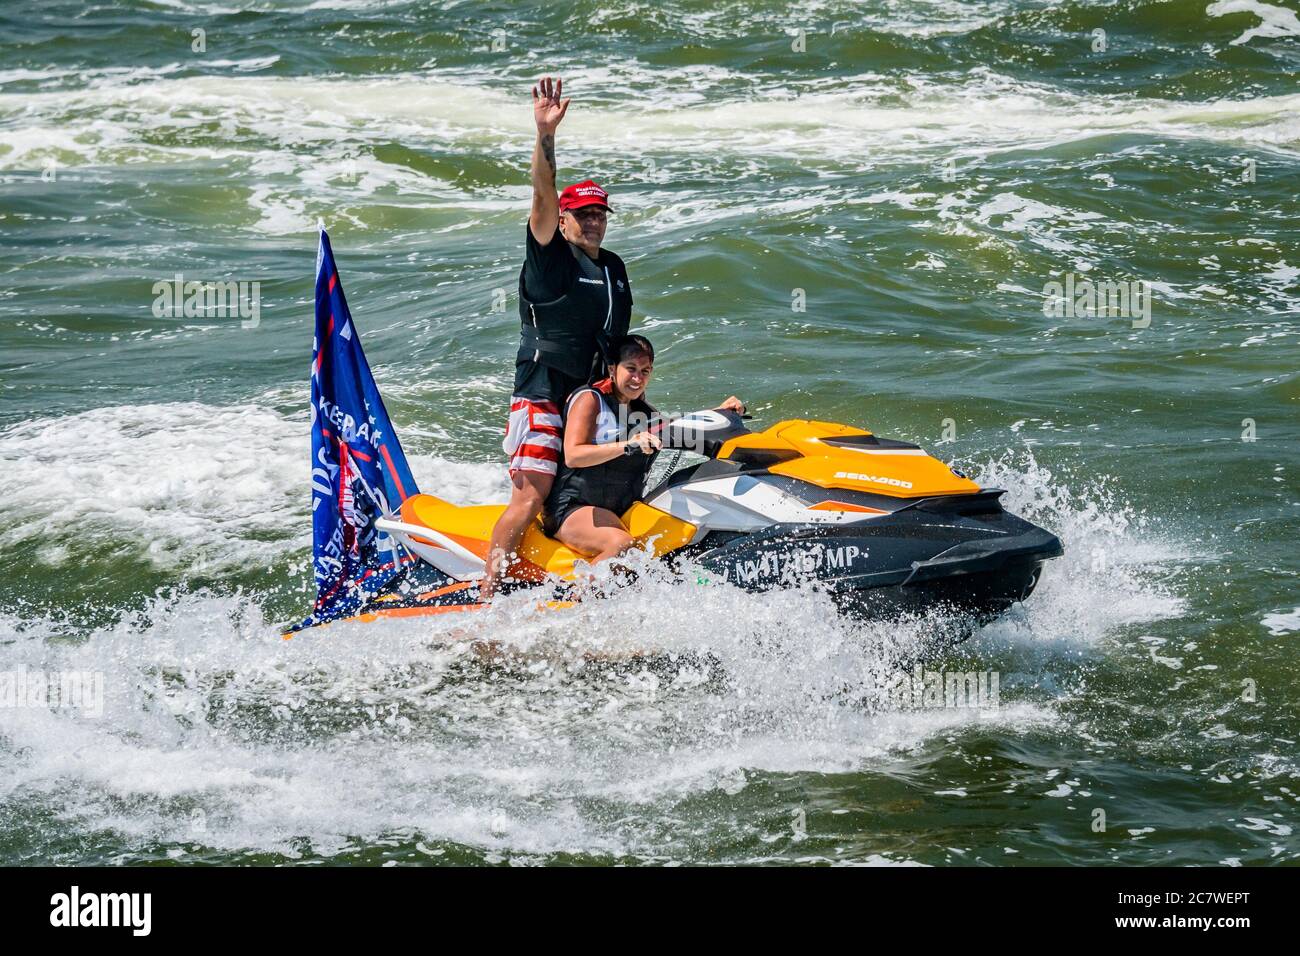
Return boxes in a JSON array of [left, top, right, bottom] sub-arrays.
[[834, 471, 913, 490]]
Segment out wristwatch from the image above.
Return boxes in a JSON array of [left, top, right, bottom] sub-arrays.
[[622, 441, 640, 457]]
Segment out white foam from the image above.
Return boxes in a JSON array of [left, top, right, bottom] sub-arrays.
[[0, 65, 1294, 240], [969, 448, 1188, 650], [1262, 607, 1300, 635], [2, 69, 1297, 179], [0, 565, 1061, 862], [0, 400, 512, 575], [1207, 0, 1300, 45], [0, 404, 1194, 862], [0, 403, 306, 573]]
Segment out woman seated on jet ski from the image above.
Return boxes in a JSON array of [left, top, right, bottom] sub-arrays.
[[542, 333, 744, 563]]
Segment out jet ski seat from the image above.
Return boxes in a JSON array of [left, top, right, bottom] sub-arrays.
[[390, 493, 696, 581]]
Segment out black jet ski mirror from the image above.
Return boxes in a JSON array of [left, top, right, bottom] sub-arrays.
[[652, 408, 751, 457]]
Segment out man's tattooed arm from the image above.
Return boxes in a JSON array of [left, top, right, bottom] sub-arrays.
[[530, 128, 560, 243], [529, 76, 567, 244], [540, 133, 556, 182]]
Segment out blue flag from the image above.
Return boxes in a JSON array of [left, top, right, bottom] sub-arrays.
[[303, 227, 420, 626]]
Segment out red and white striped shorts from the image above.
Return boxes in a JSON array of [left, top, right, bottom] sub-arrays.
[[503, 396, 563, 477]]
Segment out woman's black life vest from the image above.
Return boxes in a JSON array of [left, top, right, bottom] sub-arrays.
[[542, 378, 656, 536], [517, 241, 633, 383]]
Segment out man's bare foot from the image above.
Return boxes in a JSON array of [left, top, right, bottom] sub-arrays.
[[477, 548, 508, 602]]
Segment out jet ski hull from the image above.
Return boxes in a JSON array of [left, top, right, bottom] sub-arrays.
[[306, 502, 1060, 630], [682, 493, 1063, 621]]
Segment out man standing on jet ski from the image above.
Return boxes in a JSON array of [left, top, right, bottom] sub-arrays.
[[480, 76, 634, 600]]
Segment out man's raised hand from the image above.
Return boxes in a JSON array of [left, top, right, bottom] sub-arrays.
[[532, 75, 571, 133]]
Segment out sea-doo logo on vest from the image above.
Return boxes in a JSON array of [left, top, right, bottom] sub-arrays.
[[723, 544, 864, 586], [834, 470, 913, 490], [578, 277, 605, 285]]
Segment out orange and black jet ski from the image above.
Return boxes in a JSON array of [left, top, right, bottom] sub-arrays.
[[341, 409, 1062, 626]]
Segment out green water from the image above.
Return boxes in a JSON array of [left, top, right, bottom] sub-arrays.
[[0, 0, 1297, 865]]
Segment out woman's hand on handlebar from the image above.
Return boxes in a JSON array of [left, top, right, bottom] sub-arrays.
[[718, 396, 746, 414], [628, 431, 662, 454]]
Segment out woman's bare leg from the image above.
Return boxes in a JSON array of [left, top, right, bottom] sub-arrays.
[[554, 506, 634, 563]]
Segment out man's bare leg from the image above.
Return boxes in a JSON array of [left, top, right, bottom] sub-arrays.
[[479, 470, 552, 601]]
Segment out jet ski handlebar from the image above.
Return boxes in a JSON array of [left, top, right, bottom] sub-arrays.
[[651, 407, 752, 457]]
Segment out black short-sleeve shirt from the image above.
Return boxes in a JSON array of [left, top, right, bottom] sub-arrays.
[[512, 224, 633, 403]]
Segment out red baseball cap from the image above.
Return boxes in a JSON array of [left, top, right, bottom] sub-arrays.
[[559, 179, 611, 212]]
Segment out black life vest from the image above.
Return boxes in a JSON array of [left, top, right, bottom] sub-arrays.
[[543, 378, 656, 534], [517, 240, 632, 382]]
